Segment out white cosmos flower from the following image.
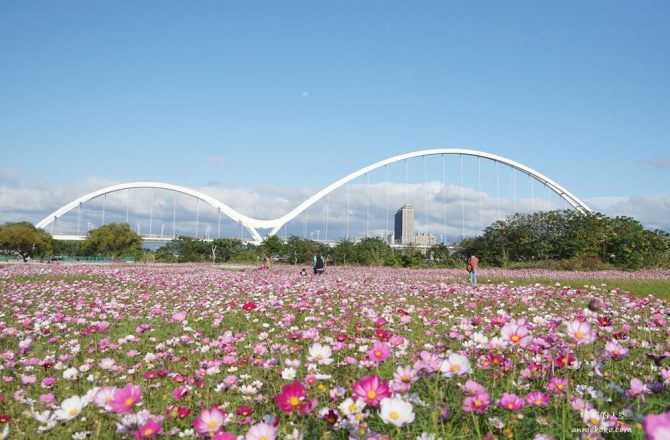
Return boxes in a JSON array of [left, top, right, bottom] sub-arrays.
[[281, 367, 297, 380], [54, 395, 86, 421], [379, 397, 415, 427], [307, 343, 333, 365], [338, 398, 366, 417], [62, 367, 79, 381], [439, 353, 471, 378]]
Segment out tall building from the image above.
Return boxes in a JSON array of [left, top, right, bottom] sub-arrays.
[[394, 204, 415, 245]]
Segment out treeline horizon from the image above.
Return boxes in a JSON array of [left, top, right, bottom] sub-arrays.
[[1, 210, 668, 270]]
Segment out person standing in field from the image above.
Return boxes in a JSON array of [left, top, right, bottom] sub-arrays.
[[313, 251, 325, 276], [467, 255, 479, 285]]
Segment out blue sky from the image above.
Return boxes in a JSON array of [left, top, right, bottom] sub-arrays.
[[1, 0, 669, 236]]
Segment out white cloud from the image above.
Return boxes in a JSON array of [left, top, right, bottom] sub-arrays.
[[587, 194, 670, 231], [1, 179, 668, 241], [0, 168, 20, 183]]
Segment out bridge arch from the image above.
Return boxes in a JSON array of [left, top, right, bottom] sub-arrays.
[[266, 148, 592, 236], [37, 149, 592, 244], [35, 182, 264, 243]]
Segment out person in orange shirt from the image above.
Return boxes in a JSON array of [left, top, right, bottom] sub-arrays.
[[467, 255, 479, 285]]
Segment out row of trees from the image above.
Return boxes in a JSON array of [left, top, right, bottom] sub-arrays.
[[152, 235, 463, 268], [2, 210, 669, 269], [0, 222, 143, 261], [459, 210, 670, 269]]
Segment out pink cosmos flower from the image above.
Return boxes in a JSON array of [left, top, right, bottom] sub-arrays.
[[463, 392, 490, 413], [212, 433, 237, 440], [245, 422, 277, 440], [498, 393, 524, 411], [93, 386, 117, 410], [38, 393, 55, 406], [41, 377, 56, 389], [393, 366, 418, 386], [628, 378, 650, 397], [463, 380, 486, 396], [352, 375, 390, 408], [643, 410, 670, 440], [604, 340, 628, 359], [525, 391, 550, 407], [171, 385, 188, 400], [193, 406, 226, 436], [414, 351, 441, 373], [547, 377, 568, 395], [367, 342, 391, 364], [109, 384, 142, 414], [565, 320, 596, 345], [500, 320, 532, 347], [134, 417, 162, 439], [273, 382, 317, 414], [172, 311, 187, 322]]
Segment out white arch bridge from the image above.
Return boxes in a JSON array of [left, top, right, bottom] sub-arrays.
[[36, 148, 591, 245]]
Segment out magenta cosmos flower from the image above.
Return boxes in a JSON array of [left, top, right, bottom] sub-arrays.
[[273, 381, 317, 414], [134, 417, 162, 439], [547, 376, 568, 395], [463, 392, 490, 413], [352, 375, 390, 408], [643, 410, 670, 440], [498, 393, 524, 411], [193, 406, 226, 436], [109, 383, 142, 414], [525, 391, 550, 407]]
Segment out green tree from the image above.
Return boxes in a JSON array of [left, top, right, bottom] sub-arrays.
[[211, 238, 247, 263], [260, 235, 285, 259], [353, 237, 395, 266], [83, 223, 142, 259], [0, 222, 53, 261], [155, 236, 209, 262], [330, 240, 356, 265]]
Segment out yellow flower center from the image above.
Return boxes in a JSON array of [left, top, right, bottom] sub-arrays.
[[401, 375, 410, 383], [534, 399, 542, 405], [69, 408, 78, 415], [289, 396, 299, 407], [144, 428, 154, 435], [207, 421, 217, 428], [450, 365, 459, 372], [511, 335, 520, 342], [390, 411, 399, 420], [348, 403, 357, 412], [575, 331, 583, 339], [124, 398, 134, 407], [507, 403, 514, 409], [259, 437, 267, 440], [474, 400, 481, 407], [375, 351, 382, 357], [316, 354, 323, 360], [367, 390, 376, 400]]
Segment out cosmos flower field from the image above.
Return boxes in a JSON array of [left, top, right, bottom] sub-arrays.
[[1, 263, 669, 439]]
